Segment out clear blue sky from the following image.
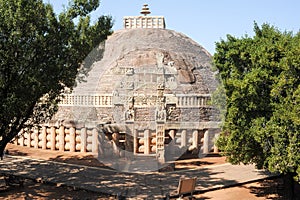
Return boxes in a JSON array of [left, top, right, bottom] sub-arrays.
[[44, 0, 300, 54]]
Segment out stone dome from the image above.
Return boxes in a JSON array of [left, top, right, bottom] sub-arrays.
[[55, 28, 219, 124], [17, 7, 222, 172]]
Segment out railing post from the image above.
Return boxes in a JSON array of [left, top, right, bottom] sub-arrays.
[[81, 127, 87, 152], [92, 128, 98, 153], [70, 127, 76, 152], [59, 126, 65, 152]]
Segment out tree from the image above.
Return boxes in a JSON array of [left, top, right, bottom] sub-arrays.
[[0, 0, 113, 158], [214, 23, 300, 198]]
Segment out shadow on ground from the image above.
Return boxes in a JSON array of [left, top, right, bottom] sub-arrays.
[[0, 155, 239, 199], [249, 177, 300, 200]]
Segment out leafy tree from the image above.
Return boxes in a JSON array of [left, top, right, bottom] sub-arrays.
[[0, 0, 113, 158], [214, 23, 300, 198]]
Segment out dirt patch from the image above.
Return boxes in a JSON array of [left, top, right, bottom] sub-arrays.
[[5, 143, 226, 171], [2, 144, 300, 199], [195, 177, 300, 200], [0, 177, 113, 200]]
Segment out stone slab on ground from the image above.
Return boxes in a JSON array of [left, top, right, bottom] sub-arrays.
[[0, 155, 275, 199]]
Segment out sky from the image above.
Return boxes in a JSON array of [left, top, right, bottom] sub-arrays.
[[44, 0, 300, 54]]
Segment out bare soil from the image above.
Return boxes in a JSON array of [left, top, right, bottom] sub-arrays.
[[1, 144, 299, 200]]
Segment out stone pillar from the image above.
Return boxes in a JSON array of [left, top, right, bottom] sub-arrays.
[[69, 127, 76, 152], [214, 132, 220, 153], [27, 131, 32, 148], [59, 126, 65, 152], [50, 127, 56, 150], [203, 129, 209, 154], [133, 130, 138, 155], [181, 130, 187, 147], [144, 129, 150, 155], [41, 126, 47, 150], [34, 129, 39, 149], [92, 128, 98, 153], [169, 130, 175, 156], [112, 133, 119, 156], [192, 130, 199, 148], [81, 127, 87, 152], [97, 129, 104, 157]]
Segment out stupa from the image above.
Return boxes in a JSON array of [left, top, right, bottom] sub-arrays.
[[15, 4, 221, 172]]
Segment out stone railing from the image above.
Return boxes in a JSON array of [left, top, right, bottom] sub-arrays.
[[59, 94, 211, 108], [176, 94, 211, 107], [59, 94, 113, 107], [13, 124, 219, 155], [14, 125, 99, 153], [123, 16, 166, 29]]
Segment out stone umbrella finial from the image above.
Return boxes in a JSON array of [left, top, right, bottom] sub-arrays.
[[140, 4, 151, 16]]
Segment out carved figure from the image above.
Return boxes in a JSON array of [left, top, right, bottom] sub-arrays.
[[125, 105, 134, 121], [156, 105, 166, 121]]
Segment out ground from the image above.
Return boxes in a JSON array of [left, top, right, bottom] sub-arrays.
[[1, 144, 299, 200]]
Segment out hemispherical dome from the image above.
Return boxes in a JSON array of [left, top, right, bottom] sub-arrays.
[[56, 28, 219, 124], [74, 28, 215, 94], [53, 25, 221, 172]]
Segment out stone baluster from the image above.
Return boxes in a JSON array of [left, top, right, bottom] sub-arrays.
[[181, 130, 187, 147], [50, 127, 56, 150], [112, 132, 119, 156], [144, 129, 150, 155], [27, 130, 32, 148], [203, 129, 209, 154], [169, 130, 175, 156], [192, 130, 199, 148], [81, 127, 87, 152], [58, 126, 65, 151], [214, 132, 220, 153], [69, 127, 76, 152], [41, 126, 47, 150], [133, 130, 138, 155], [34, 129, 39, 149], [92, 128, 98, 153]]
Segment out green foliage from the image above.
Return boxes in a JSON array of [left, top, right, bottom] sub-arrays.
[[0, 0, 113, 154], [214, 22, 300, 179]]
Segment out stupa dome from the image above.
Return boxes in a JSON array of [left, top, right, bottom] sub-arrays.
[[14, 5, 221, 172], [56, 27, 218, 121], [50, 5, 221, 172]]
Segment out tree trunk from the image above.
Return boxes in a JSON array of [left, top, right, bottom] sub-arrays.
[[283, 172, 296, 199], [0, 132, 17, 160], [0, 139, 8, 160]]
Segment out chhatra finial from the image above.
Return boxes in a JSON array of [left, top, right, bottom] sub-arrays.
[[140, 4, 151, 16]]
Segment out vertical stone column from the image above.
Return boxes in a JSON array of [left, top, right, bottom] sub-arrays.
[[27, 130, 32, 148], [112, 133, 119, 156], [192, 130, 199, 148], [81, 127, 87, 152], [92, 128, 98, 153], [169, 130, 175, 156], [203, 129, 209, 154], [181, 130, 187, 147], [214, 132, 220, 153], [34, 129, 39, 149], [69, 127, 76, 152], [97, 128, 104, 157], [41, 126, 47, 150], [133, 130, 138, 155], [144, 129, 150, 155], [50, 127, 56, 150], [58, 126, 65, 152]]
